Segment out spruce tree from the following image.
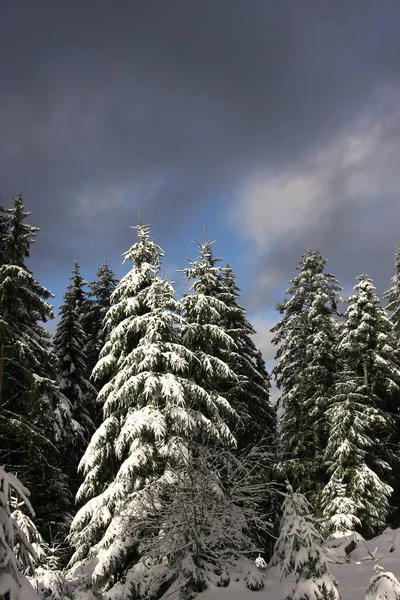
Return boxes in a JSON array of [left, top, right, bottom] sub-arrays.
[[179, 240, 240, 443], [383, 248, 400, 524], [384, 247, 400, 346], [82, 260, 118, 388], [0, 195, 70, 539], [69, 223, 237, 596], [270, 485, 340, 600], [219, 263, 275, 449], [321, 275, 399, 536], [271, 249, 342, 499], [53, 261, 97, 487]]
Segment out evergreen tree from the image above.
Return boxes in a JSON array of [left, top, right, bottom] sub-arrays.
[[365, 551, 400, 600], [82, 260, 118, 388], [383, 248, 400, 524], [219, 263, 275, 450], [271, 249, 342, 499], [321, 275, 399, 536], [69, 223, 237, 596], [180, 245, 276, 546], [53, 261, 97, 487], [0, 195, 70, 538], [179, 240, 240, 442], [270, 485, 340, 600], [384, 247, 400, 346]]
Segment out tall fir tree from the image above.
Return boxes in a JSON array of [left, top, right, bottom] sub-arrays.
[[219, 263, 275, 449], [383, 247, 400, 523], [70, 223, 237, 597], [82, 260, 118, 389], [180, 242, 277, 551], [0, 195, 70, 539], [271, 249, 342, 501], [321, 275, 400, 536], [53, 261, 97, 488], [179, 240, 244, 445]]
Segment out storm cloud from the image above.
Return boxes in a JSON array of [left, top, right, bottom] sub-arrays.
[[1, 0, 400, 312]]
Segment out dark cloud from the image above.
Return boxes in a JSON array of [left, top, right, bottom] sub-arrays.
[[1, 0, 400, 299], [249, 193, 400, 313]]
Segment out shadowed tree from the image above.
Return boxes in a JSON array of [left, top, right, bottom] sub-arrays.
[[271, 249, 342, 504], [321, 275, 400, 536], [0, 195, 70, 539]]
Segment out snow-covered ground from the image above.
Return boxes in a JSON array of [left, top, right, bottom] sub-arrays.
[[199, 529, 400, 600]]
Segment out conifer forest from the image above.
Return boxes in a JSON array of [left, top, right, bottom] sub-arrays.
[[2, 193, 400, 600]]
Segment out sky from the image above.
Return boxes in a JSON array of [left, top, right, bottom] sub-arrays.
[[2, 1, 400, 372]]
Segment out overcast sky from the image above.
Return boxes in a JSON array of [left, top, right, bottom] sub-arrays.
[[2, 0, 400, 368]]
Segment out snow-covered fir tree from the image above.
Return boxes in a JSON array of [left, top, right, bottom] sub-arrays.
[[271, 249, 343, 499], [53, 261, 97, 489], [81, 260, 118, 388], [0, 195, 70, 539], [179, 241, 277, 543], [271, 485, 340, 600], [320, 375, 392, 537], [384, 247, 400, 346], [69, 223, 238, 598], [218, 263, 275, 450], [383, 247, 400, 523], [179, 239, 241, 442], [321, 274, 399, 536]]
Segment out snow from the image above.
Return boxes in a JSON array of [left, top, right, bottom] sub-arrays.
[[190, 528, 400, 600]]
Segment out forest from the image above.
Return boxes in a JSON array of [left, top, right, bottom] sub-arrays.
[[1, 193, 400, 600]]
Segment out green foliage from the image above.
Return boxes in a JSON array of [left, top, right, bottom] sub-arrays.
[[322, 275, 399, 536], [0, 195, 70, 539], [218, 263, 276, 450], [271, 249, 342, 500], [69, 224, 238, 595], [82, 260, 118, 390], [271, 486, 340, 600], [53, 261, 97, 491]]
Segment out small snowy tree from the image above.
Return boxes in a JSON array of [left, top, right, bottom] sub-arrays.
[[10, 507, 47, 573], [271, 486, 340, 600], [365, 547, 400, 600], [271, 249, 342, 499], [0, 465, 40, 600], [69, 223, 238, 596]]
